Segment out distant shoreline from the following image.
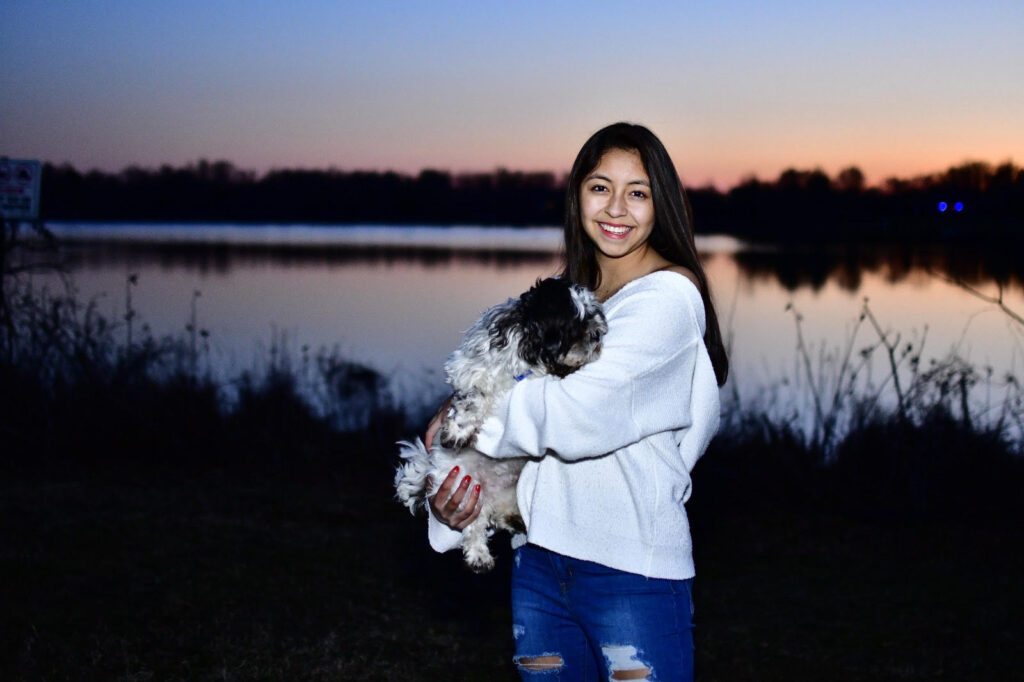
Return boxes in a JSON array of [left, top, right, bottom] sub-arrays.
[[33, 160, 1024, 245]]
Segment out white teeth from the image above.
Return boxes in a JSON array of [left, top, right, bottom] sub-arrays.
[[600, 223, 631, 235]]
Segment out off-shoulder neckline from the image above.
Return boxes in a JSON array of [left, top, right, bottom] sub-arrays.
[[605, 269, 700, 302]]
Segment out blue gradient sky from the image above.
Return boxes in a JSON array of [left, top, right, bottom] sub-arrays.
[[2, 0, 1022, 188]]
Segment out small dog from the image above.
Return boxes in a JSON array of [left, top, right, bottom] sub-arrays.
[[394, 277, 607, 572]]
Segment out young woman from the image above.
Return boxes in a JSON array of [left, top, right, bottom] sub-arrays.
[[425, 122, 729, 681]]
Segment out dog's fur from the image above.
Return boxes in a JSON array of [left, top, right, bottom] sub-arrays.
[[394, 277, 607, 572]]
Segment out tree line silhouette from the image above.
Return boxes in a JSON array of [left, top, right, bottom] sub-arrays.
[[39, 159, 1023, 243]]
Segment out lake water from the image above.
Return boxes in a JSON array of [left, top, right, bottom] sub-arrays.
[[30, 223, 1024, 428]]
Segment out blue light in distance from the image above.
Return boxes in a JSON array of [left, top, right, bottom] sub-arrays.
[[954, 201, 964, 212], [938, 201, 948, 212]]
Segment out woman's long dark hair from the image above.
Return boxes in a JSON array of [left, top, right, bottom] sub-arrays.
[[562, 122, 729, 386]]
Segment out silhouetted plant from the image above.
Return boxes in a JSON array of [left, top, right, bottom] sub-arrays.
[[0, 262, 408, 474], [830, 407, 1022, 521]]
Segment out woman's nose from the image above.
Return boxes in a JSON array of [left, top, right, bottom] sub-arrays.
[[605, 192, 627, 217]]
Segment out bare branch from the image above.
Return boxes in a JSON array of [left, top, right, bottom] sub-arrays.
[[930, 270, 1024, 328], [862, 300, 909, 424]]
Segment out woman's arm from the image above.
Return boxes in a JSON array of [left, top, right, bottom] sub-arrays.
[[423, 394, 452, 456], [475, 277, 708, 461]]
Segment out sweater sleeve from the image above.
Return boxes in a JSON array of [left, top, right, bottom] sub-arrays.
[[474, 275, 706, 461], [426, 506, 463, 553]]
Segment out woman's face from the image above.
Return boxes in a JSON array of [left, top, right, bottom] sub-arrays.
[[579, 148, 656, 263]]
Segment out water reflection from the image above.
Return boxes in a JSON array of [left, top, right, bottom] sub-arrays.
[[733, 243, 1024, 293], [59, 241, 561, 275], [54, 235, 1024, 293]]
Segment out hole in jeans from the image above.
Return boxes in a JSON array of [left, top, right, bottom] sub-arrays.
[[516, 655, 564, 672], [602, 644, 652, 681]]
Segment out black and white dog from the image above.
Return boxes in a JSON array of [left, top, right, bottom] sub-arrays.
[[394, 277, 607, 572]]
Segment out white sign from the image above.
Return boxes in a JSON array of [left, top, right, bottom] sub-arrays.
[[0, 158, 43, 219]]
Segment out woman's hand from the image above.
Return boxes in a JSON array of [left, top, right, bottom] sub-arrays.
[[424, 394, 481, 530], [424, 393, 454, 449], [428, 466, 482, 530]]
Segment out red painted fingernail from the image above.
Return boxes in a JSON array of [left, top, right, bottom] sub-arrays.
[[462, 475, 471, 485], [474, 484, 481, 493], [452, 466, 459, 475]]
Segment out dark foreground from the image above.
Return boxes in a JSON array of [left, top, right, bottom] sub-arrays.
[[2, 458, 1020, 682]]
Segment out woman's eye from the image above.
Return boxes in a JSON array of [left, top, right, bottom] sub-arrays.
[[630, 190, 648, 199], [590, 184, 607, 193]]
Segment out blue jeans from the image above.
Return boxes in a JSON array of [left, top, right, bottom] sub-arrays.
[[511, 544, 695, 681]]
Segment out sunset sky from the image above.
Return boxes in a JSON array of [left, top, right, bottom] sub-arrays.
[[2, 0, 1022, 189]]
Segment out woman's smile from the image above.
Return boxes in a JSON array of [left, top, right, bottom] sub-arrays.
[[597, 221, 634, 239]]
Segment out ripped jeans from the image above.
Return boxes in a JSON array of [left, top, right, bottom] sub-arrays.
[[511, 544, 694, 681]]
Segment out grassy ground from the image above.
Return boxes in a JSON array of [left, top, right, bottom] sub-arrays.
[[1, 467, 513, 681], [691, 509, 1022, 681], [2, 460, 1020, 682]]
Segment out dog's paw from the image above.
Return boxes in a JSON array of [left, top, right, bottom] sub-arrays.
[[463, 545, 496, 574], [441, 432, 477, 450], [439, 420, 477, 450], [461, 521, 496, 573]]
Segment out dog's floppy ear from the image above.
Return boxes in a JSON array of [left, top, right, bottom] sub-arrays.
[[490, 277, 546, 355], [489, 299, 523, 352], [516, 319, 545, 367]]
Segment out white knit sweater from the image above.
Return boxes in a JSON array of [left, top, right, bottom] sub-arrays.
[[428, 271, 721, 579]]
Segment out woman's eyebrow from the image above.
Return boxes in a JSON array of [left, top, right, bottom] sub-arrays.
[[584, 173, 650, 186]]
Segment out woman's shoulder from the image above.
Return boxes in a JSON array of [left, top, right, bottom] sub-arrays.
[[616, 266, 700, 301], [610, 267, 706, 332], [658, 264, 699, 289]]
